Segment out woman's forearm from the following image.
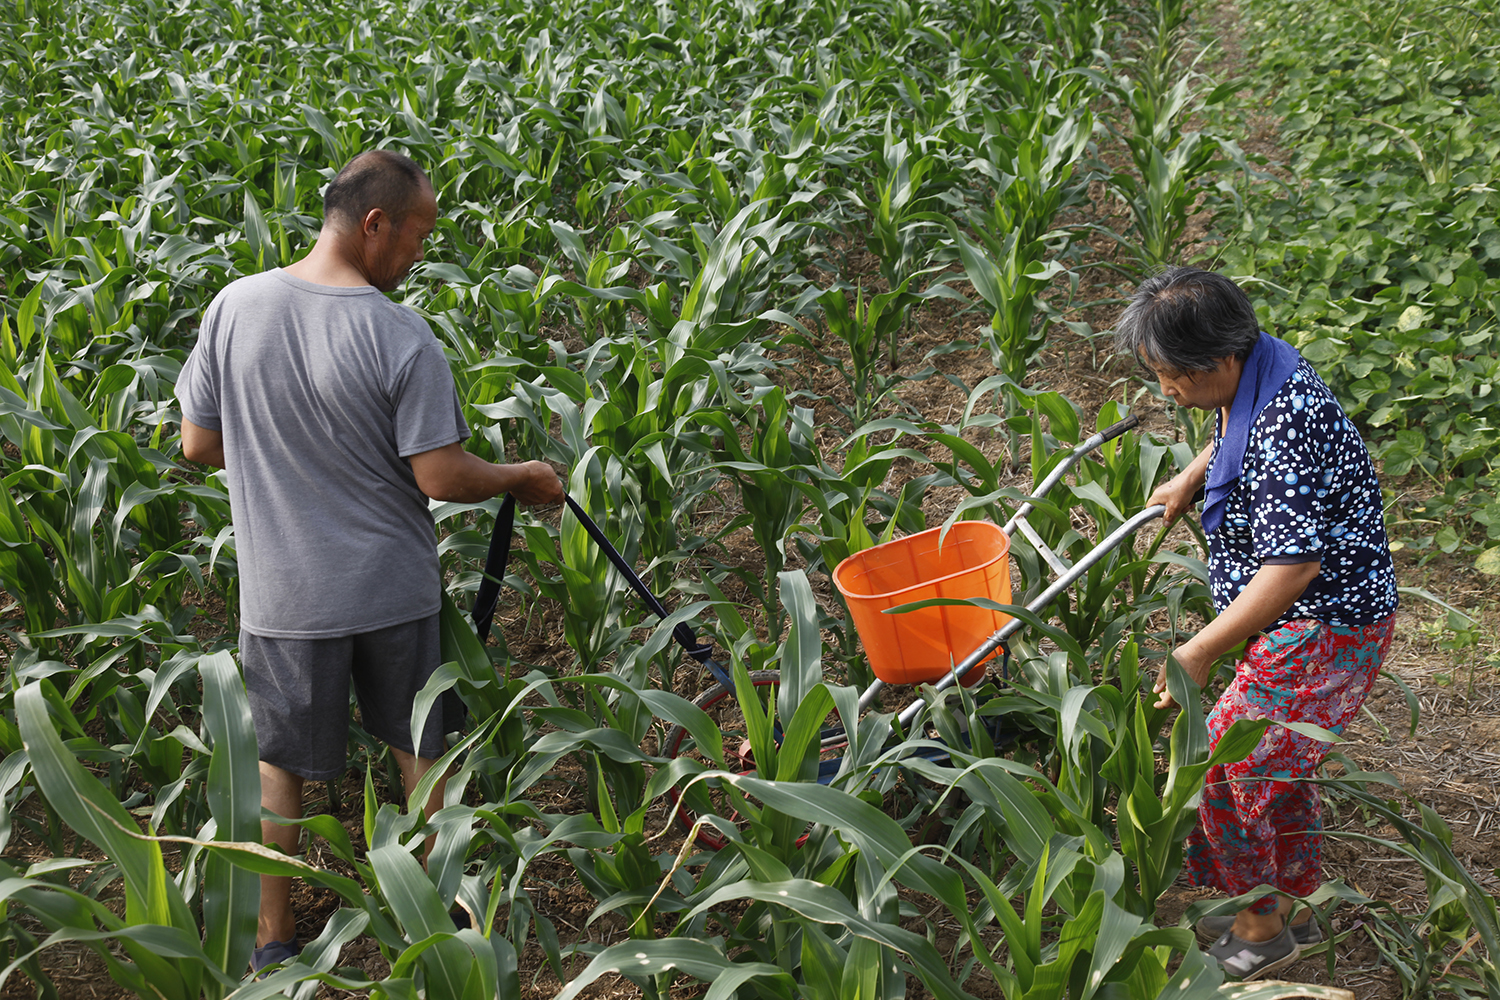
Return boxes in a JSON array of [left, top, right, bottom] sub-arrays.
[[1149, 440, 1215, 522], [1183, 560, 1322, 667], [1155, 558, 1322, 708], [1182, 439, 1213, 490]]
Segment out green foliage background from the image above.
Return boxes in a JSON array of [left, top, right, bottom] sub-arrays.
[[1212, 0, 1500, 570], [0, 0, 1496, 995]]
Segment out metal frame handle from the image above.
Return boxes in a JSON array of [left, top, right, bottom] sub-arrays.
[[892, 503, 1168, 729]]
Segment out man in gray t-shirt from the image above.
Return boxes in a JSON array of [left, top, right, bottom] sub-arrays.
[[181, 268, 467, 638], [177, 149, 562, 969]]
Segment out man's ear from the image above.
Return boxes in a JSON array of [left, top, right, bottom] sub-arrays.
[[361, 207, 387, 237]]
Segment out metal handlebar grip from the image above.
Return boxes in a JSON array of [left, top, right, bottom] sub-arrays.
[[1099, 414, 1140, 442]]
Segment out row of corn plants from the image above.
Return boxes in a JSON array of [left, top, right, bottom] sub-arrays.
[[1, 0, 1480, 995]]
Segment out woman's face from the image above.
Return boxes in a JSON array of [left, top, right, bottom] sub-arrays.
[[1138, 354, 1244, 411]]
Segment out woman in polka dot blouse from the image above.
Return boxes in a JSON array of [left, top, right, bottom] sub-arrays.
[[1116, 267, 1398, 982]]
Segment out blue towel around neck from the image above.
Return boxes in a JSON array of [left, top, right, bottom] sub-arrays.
[[1201, 332, 1302, 536]]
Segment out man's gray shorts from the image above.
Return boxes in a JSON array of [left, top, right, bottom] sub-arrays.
[[241, 614, 464, 781]]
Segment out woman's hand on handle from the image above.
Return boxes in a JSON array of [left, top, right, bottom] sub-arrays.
[[1147, 475, 1201, 524], [1149, 440, 1214, 523]]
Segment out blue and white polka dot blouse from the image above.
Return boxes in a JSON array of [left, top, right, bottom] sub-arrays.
[[1206, 360, 1399, 627]]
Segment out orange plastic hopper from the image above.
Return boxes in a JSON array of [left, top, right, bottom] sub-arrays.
[[833, 521, 1011, 687]]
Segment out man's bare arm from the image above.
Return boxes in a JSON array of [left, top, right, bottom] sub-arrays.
[[182, 419, 226, 469], [408, 442, 564, 505]]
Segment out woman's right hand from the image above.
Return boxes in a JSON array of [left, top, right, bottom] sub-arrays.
[[1148, 473, 1201, 524], [1148, 440, 1214, 523], [1153, 642, 1214, 709]]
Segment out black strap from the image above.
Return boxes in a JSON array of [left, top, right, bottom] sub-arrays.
[[471, 492, 719, 673], [471, 494, 516, 643], [559, 495, 716, 665]]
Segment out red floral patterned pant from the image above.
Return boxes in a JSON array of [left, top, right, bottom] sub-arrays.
[[1184, 616, 1396, 913]]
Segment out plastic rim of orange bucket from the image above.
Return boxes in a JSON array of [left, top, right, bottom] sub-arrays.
[[833, 521, 1011, 687]]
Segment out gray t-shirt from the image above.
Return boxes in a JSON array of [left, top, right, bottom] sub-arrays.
[[177, 269, 468, 638]]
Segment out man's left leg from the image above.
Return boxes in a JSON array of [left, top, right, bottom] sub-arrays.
[[391, 746, 453, 862], [351, 614, 464, 861], [241, 629, 354, 965]]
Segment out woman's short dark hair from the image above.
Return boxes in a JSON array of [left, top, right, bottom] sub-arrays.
[[1114, 267, 1260, 372], [323, 149, 429, 231]]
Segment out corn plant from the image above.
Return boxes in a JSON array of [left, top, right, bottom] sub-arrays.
[[779, 274, 959, 424], [1035, 0, 1125, 67], [518, 464, 643, 673], [1130, 0, 1197, 103], [571, 339, 730, 588], [638, 200, 804, 356], [0, 346, 210, 647], [947, 218, 1067, 383], [666, 761, 993, 1000], [839, 122, 948, 368], [10, 654, 260, 999], [434, 593, 694, 982], [1100, 75, 1242, 269], [696, 387, 816, 639], [956, 841, 1222, 1000], [907, 660, 1282, 998], [966, 65, 1095, 251], [1315, 777, 1500, 999]]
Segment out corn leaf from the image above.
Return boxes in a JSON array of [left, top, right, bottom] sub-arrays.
[[553, 938, 795, 1000], [199, 650, 260, 988]]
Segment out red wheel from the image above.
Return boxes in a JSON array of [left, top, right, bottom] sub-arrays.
[[662, 671, 849, 851]]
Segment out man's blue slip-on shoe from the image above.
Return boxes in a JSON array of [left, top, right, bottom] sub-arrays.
[[251, 936, 301, 977]]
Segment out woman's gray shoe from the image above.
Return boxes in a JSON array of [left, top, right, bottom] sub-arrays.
[[1195, 914, 1322, 947], [1208, 924, 1301, 981]]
